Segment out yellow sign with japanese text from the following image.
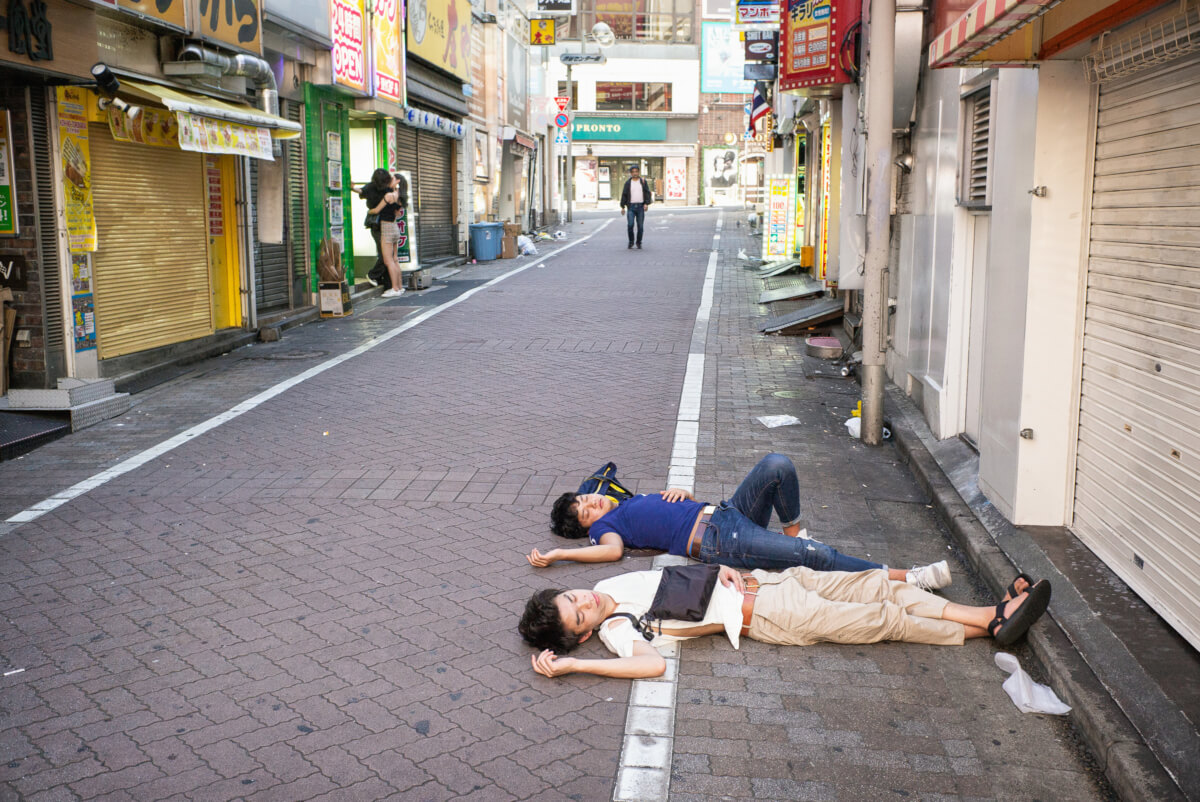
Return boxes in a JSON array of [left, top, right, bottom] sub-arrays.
[[56, 87, 97, 253], [118, 0, 187, 29], [531, 19, 555, 45], [407, 0, 471, 82], [374, 0, 406, 103], [190, 0, 262, 55]]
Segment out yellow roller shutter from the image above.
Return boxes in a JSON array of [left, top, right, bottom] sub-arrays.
[[88, 124, 213, 359]]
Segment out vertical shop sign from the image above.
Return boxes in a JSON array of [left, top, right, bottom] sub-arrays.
[[779, 0, 858, 90], [407, 0, 471, 82], [56, 87, 96, 253], [665, 156, 686, 201], [0, 111, 18, 236], [191, 0, 262, 54], [332, 0, 369, 93], [396, 209, 412, 263], [763, 175, 794, 260], [70, 253, 96, 352], [386, 119, 399, 172], [374, 0, 406, 103], [818, 119, 832, 280]]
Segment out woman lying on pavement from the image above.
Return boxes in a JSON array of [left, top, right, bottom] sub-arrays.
[[519, 566, 1051, 679], [528, 453, 952, 592]]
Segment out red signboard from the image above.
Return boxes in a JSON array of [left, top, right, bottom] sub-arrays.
[[778, 0, 860, 91]]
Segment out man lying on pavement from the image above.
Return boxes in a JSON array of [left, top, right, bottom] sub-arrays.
[[519, 565, 1051, 679], [528, 452, 951, 591]]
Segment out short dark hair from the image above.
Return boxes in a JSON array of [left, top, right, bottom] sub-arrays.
[[519, 589, 582, 653], [550, 492, 588, 539], [370, 168, 392, 191], [630, 165, 640, 172]]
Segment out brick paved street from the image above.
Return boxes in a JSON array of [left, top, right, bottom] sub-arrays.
[[0, 210, 1112, 800]]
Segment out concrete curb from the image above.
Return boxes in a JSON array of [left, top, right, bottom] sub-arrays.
[[888, 399, 1187, 802]]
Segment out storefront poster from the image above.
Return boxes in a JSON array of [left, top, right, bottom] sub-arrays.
[[397, 209, 412, 263], [0, 111, 17, 236], [70, 253, 91, 294], [700, 22, 753, 94], [597, 165, 611, 200], [374, 0, 406, 103], [327, 159, 343, 190], [333, 0, 369, 93], [574, 159, 597, 203], [109, 106, 181, 149], [72, 294, 96, 352], [56, 87, 96, 253], [328, 196, 343, 225], [703, 145, 739, 206], [177, 113, 273, 160], [407, 0, 471, 82], [190, 0, 262, 55], [763, 175, 795, 260], [665, 156, 687, 201]]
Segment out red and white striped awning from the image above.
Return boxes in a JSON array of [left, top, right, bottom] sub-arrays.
[[928, 0, 1061, 67]]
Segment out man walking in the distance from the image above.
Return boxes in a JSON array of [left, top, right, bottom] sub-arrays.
[[620, 165, 653, 249]]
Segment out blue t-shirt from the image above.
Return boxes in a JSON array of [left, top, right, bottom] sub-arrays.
[[588, 494, 705, 555]]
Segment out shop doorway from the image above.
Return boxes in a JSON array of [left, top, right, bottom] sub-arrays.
[[596, 157, 664, 204]]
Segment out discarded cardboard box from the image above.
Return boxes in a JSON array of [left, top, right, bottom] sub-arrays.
[[501, 235, 517, 259], [319, 281, 352, 318], [503, 223, 522, 237]]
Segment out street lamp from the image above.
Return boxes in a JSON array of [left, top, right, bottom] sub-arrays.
[[564, 22, 615, 223]]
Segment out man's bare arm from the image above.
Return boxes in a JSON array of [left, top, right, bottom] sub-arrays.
[[531, 641, 666, 679], [526, 533, 624, 567], [659, 488, 695, 502]]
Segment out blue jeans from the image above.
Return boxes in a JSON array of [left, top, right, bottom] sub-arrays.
[[697, 453, 883, 573], [626, 203, 645, 244]]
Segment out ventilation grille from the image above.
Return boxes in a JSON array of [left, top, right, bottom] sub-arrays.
[[966, 90, 991, 205], [29, 88, 63, 353]]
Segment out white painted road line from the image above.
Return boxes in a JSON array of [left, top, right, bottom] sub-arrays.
[[615, 212, 722, 802]]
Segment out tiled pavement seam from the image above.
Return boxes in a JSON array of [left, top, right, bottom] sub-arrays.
[[0, 222, 614, 539], [612, 213, 722, 801]]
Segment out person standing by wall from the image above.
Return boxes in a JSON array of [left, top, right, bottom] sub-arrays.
[[619, 165, 653, 250]]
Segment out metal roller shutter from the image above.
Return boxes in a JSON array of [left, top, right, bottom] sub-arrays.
[[1073, 54, 1200, 650], [88, 124, 212, 359], [30, 89, 64, 367], [415, 130, 456, 259], [250, 158, 290, 312], [285, 100, 308, 283]]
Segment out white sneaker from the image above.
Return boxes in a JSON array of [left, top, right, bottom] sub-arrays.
[[366, 276, 380, 287], [381, 288, 403, 298], [907, 560, 952, 591]]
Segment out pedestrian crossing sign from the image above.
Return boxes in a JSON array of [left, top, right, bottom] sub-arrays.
[[531, 20, 556, 45], [554, 130, 570, 145]]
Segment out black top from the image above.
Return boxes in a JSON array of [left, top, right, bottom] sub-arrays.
[[620, 178, 654, 208], [361, 184, 401, 223]]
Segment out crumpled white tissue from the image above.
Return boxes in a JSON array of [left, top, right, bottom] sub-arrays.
[[995, 652, 1072, 715], [757, 415, 801, 428]]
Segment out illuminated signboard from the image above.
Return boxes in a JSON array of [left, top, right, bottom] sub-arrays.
[[332, 0, 368, 93]]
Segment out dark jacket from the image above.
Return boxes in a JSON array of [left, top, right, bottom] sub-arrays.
[[620, 178, 653, 209]]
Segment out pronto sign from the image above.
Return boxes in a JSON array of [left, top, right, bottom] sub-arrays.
[[570, 117, 667, 140]]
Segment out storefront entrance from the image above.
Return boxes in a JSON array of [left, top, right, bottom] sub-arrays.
[[589, 156, 664, 205]]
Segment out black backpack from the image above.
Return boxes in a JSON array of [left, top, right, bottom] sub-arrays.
[[576, 462, 634, 505]]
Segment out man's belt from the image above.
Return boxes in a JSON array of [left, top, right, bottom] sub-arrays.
[[740, 573, 760, 637], [685, 505, 717, 559]]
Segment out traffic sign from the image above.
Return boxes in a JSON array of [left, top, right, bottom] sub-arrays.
[[554, 113, 570, 128], [554, 130, 570, 144], [555, 96, 570, 111], [559, 53, 606, 65]]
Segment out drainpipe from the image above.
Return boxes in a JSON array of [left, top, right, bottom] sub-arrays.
[[860, 0, 895, 446]]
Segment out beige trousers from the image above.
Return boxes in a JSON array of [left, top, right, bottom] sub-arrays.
[[746, 567, 965, 647]]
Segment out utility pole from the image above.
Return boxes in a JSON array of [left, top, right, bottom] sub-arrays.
[[565, 61, 573, 223], [860, 0, 895, 445]]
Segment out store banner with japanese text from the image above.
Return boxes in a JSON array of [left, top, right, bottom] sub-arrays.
[[819, 119, 832, 281], [189, 0, 262, 54], [333, 0, 369, 93], [56, 87, 96, 253], [407, 0, 471, 82], [0, 111, 17, 237], [118, 0, 186, 28], [665, 157, 687, 201], [177, 113, 274, 160], [374, 0, 406, 103], [763, 175, 795, 260], [107, 106, 180, 149]]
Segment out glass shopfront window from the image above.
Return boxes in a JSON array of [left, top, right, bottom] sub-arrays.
[[569, 0, 694, 43], [595, 83, 672, 112]]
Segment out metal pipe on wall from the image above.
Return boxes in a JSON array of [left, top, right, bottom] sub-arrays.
[[861, 0, 896, 445]]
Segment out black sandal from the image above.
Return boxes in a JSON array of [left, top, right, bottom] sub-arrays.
[[989, 580, 1052, 646], [1004, 573, 1034, 601]]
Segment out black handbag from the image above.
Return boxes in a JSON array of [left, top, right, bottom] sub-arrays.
[[363, 212, 380, 228], [606, 564, 721, 641]]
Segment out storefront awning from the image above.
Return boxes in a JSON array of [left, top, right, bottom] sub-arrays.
[[121, 80, 302, 139], [929, 0, 1066, 67], [503, 127, 537, 151]]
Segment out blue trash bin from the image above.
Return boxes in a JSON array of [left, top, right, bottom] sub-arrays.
[[469, 222, 504, 261]]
